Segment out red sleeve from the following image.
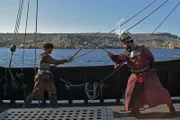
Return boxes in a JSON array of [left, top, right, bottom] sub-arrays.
[[110, 52, 126, 69], [143, 47, 155, 68]]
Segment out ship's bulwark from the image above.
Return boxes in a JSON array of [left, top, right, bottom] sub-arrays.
[[0, 57, 180, 104]]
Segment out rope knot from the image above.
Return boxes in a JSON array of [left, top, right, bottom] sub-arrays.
[[16, 73, 25, 79], [65, 84, 72, 91]]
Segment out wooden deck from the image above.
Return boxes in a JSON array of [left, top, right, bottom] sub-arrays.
[[112, 103, 180, 119], [0, 103, 180, 119]]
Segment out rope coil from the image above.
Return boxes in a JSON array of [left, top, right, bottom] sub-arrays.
[[59, 78, 104, 100]]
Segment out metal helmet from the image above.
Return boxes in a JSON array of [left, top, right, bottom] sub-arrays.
[[43, 43, 54, 49], [119, 30, 133, 43]]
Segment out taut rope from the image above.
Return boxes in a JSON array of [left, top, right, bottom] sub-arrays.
[[127, 0, 169, 31], [71, 0, 159, 60], [152, 1, 180, 34], [33, 0, 39, 75]]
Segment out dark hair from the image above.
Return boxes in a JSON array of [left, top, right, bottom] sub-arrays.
[[43, 43, 54, 49]]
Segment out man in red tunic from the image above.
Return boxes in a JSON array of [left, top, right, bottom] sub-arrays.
[[107, 30, 176, 117]]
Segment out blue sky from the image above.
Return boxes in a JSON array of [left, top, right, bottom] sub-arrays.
[[0, 0, 179, 36]]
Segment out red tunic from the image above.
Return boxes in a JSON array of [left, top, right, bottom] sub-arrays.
[[110, 46, 172, 111]]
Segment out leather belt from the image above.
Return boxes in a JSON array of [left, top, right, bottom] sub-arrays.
[[131, 65, 150, 73], [37, 69, 51, 74]]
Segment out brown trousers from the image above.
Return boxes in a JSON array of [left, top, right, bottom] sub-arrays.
[[30, 73, 57, 100]]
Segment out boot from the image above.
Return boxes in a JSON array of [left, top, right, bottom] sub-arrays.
[[23, 94, 34, 108], [130, 108, 141, 118], [167, 103, 176, 115], [49, 94, 57, 108]]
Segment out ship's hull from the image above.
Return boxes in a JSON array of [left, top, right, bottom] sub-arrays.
[[0, 57, 180, 104]]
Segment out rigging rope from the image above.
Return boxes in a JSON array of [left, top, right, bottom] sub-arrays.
[[57, 0, 169, 100], [73, 49, 95, 60], [96, 0, 177, 87], [81, 0, 171, 97], [88, 0, 157, 46], [59, 78, 103, 100], [99, 64, 123, 84], [9, 0, 24, 67], [31, 0, 159, 100], [34, 0, 39, 74], [70, 32, 99, 58], [82, 0, 174, 100], [17, 0, 31, 98], [85, 0, 158, 47], [127, 0, 169, 31], [72, 37, 111, 60], [69, 0, 157, 59], [13, 0, 24, 44], [21, 0, 31, 72], [152, 1, 180, 34], [7, 0, 25, 91], [140, 1, 180, 46], [72, 0, 159, 60], [73, 34, 108, 52], [117, 0, 157, 31]]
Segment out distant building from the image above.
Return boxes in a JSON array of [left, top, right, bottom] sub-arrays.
[[168, 42, 174, 49], [19, 44, 24, 48]]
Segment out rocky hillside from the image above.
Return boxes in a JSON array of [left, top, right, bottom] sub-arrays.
[[0, 32, 179, 49]]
